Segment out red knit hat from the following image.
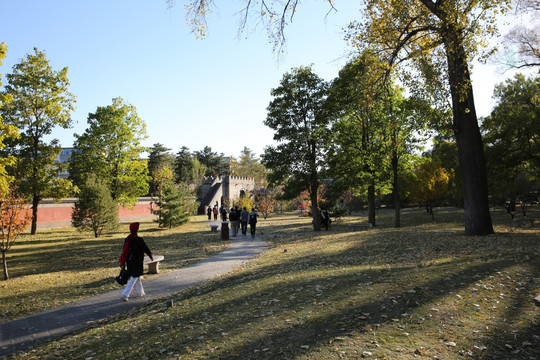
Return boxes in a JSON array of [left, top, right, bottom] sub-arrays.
[[129, 222, 139, 232]]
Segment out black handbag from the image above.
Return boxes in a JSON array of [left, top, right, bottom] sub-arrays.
[[115, 267, 129, 285]]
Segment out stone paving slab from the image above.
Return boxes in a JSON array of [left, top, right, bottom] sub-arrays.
[[0, 236, 266, 357]]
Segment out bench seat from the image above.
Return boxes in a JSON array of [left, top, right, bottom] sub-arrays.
[[143, 255, 164, 274]]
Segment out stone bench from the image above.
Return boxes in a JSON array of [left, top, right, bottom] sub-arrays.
[[209, 224, 219, 232], [512, 218, 537, 228], [349, 223, 372, 231], [143, 255, 164, 274]]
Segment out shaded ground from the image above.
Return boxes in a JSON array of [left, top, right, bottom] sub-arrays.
[[4, 208, 540, 359]]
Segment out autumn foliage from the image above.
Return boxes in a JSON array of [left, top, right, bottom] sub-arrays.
[[0, 186, 31, 280]]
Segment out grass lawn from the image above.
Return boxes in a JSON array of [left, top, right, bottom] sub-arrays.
[[0, 218, 229, 323], [4, 207, 540, 359]]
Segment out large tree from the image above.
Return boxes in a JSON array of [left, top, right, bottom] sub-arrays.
[[482, 74, 540, 211], [178, 0, 508, 235], [1, 48, 76, 234], [345, 0, 512, 235], [328, 52, 392, 227], [69, 97, 149, 206], [0, 42, 19, 199], [262, 65, 330, 231]]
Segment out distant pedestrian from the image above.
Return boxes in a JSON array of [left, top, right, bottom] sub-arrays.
[[320, 208, 330, 230], [221, 207, 228, 221], [207, 206, 212, 220], [248, 208, 259, 238], [240, 206, 249, 236], [119, 222, 153, 301], [229, 206, 240, 237], [213, 206, 218, 221]]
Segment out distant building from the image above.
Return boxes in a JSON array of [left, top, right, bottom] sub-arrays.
[[55, 147, 74, 179], [197, 175, 255, 214]]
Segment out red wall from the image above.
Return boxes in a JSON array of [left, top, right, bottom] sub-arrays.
[[23, 198, 157, 230]]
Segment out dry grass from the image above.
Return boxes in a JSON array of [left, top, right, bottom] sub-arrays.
[[4, 207, 540, 359], [0, 218, 228, 323]]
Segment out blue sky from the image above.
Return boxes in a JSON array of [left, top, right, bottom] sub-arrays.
[[0, 1, 514, 159]]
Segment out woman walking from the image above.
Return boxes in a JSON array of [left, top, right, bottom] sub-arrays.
[[119, 222, 153, 301]]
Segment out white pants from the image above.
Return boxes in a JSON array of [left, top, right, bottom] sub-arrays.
[[121, 276, 145, 298]]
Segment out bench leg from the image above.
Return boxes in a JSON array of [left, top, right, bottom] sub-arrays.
[[147, 262, 160, 274]]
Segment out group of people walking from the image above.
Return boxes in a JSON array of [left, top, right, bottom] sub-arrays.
[[207, 205, 258, 238]]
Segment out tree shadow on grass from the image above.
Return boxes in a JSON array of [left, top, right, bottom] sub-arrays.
[[212, 259, 534, 357], [147, 228, 538, 358], [478, 258, 540, 359], [13, 217, 539, 358], [142, 257, 530, 359]]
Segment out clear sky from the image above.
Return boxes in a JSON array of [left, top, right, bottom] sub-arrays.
[[0, 1, 517, 159]]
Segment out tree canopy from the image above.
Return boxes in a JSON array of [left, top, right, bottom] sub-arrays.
[[175, 0, 510, 234], [0, 42, 19, 199], [192, 146, 229, 177], [345, 0, 511, 235], [69, 97, 149, 206], [1, 47, 76, 234], [262, 65, 330, 231], [482, 74, 540, 211]]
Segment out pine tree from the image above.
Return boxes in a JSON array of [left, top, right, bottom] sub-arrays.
[[154, 183, 196, 229], [72, 174, 118, 237]]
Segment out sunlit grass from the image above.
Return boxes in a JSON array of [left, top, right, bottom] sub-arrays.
[[0, 217, 229, 322], [5, 207, 540, 359]]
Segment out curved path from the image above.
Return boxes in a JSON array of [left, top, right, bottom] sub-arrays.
[[0, 235, 267, 357]]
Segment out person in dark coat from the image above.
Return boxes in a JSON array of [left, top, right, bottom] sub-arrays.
[[248, 208, 259, 238], [207, 206, 212, 220], [119, 222, 153, 301], [229, 206, 240, 237], [240, 207, 249, 236], [320, 207, 330, 230]]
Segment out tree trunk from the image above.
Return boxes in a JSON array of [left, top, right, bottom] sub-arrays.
[[310, 186, 321, 231], [444, 30, 493, 235], [392, 139, 401, 228], [2, 251, 8, 280], [30, 195, 39, 235], [309, 138, 321, 231], [367, 183, 376, 226]]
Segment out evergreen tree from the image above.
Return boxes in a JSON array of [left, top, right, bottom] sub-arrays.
[[148, 143, 174, 195], [72, 174, 118, 237], [154, 183, 196, 229]]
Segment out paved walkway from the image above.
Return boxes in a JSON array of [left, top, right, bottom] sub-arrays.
[[0, 235, 267, 357]]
